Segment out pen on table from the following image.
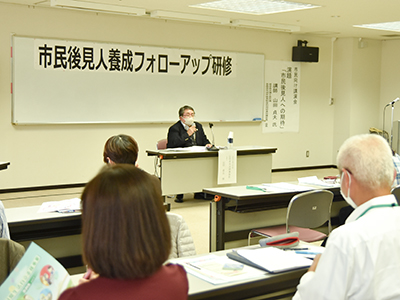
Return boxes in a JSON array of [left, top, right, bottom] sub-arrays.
[[58, 209, 77, 213], [246, 186, 267, 192], [284, 247, 309, 251], [295, 251, 321, 255], [186, 263, 202, 270]]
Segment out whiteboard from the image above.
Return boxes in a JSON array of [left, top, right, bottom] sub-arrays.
[[12, 36, 264, 124]]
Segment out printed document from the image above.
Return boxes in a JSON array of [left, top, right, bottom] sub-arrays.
[[229, 247, 312, 273], [218, 149, 237, 184]]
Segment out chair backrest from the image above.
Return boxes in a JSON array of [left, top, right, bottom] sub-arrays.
[[286, 189, 334, 234], [157, 139, 168, 150], [391, 185, 400, 204]]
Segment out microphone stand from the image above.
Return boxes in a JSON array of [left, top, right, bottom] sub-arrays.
[[383, 98, 399, 149], [209, 123, 215, 146], [391, 102, 395, 149]]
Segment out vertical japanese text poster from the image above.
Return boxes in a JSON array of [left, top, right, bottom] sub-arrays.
[[263, 60, 300, 133]]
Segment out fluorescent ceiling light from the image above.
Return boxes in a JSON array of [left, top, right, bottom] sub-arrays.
[[150, 10, 230, 25], [354, 21, 400, 32], [190, 0, 320, 15], [51, 0, 146, 16], [231, 19, 300, 32]]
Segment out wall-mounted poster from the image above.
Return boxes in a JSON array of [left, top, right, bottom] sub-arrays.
[[263, 60, 300, 133]]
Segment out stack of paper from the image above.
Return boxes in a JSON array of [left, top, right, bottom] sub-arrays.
[[172, 254, 265, 285], [298, 176, 339, 187], [163, 146, 207, 152], [261, 182, 314, 193], [227, 247, 312, 273], [37, 198, 81, 213]]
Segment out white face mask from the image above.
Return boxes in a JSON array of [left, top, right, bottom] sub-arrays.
[[184, 117, 194, 126], [340, 171, 357, 209]]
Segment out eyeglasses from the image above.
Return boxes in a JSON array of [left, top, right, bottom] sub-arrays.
[[183, 113, 195, 117]]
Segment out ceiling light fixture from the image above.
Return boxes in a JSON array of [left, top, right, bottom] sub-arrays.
[[150, 10, 230, 25], [354, 21, 400, 32], [191, 0, 320, 15], [50, 0, 146, 16], [231, 19, 300, 32]]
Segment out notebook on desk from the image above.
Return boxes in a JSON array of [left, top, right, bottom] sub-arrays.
[[227, 247, 312, 274]]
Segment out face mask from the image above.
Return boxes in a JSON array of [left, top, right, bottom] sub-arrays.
[[340, 171, 357, 209], [184, 117, 194, 126]]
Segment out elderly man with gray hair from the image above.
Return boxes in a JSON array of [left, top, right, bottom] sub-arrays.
[[293, 134, 400, 300]]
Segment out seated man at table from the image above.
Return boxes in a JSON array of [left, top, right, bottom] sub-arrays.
[[293, 134, 400, 300], [325, 145, 400, 240], [167, 105, 212, 149], [167, 105, 213, 202]]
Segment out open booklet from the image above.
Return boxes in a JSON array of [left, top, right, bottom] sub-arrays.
[[227, 247, 313, 274], [0, 242, 73, 299]]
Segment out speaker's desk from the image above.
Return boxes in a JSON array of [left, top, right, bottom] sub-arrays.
[[204, 183, 344, 252], [70, 245, 307, 300], [146, 146, 277, 196]]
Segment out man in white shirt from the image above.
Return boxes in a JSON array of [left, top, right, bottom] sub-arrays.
[[293, 134, 400, 300]]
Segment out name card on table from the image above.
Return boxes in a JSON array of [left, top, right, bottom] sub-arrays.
[[218, 149, 237, 184]]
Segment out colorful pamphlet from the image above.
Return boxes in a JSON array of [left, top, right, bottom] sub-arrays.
[[0, 242, 73, 299]]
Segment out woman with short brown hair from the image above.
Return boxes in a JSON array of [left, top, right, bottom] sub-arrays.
[[103, 134, 139, 165], [59, 164, 188, 299]]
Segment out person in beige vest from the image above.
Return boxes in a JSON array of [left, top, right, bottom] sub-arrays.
[[0, 238, 25, 284]]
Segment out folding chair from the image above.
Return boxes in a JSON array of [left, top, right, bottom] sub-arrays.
[[156, 138, 168, 150], [391, 185, 400, 204], [248, 189, 334, 244]]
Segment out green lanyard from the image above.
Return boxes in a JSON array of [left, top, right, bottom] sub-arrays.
[[356, 203, 399, 220]]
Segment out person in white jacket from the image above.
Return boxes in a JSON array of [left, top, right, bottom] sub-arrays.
[[0, 201, 9, 239], [293, 134, 400, 300], [167, 213, 196, 259]]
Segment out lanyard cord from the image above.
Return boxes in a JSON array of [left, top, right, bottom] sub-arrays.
[[356, 203, 399, 220]]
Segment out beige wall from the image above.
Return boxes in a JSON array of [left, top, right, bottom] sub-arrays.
[[381, 40, 400, 146], [332, 38, 382, 162], [0, 2, 383, 189]]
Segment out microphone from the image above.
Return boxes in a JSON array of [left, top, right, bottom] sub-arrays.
[[209, 123, 215, 146], [192, 123, 196, 143], [390, 98, 400, 105]]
